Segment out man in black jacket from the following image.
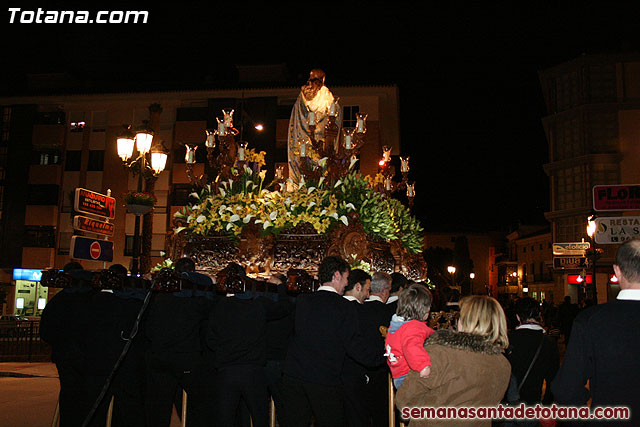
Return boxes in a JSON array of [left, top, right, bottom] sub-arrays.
[[361, 272, 394, 427], [144, 260, 214, 427], [551, 239, 640, 426], [205, 279, 292, 427], [506, 297, 558, 426], [341, 269, 373, 427], [283, 257, 382, 427], [40, 263, 94, 427]]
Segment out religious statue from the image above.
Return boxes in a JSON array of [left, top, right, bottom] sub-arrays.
[[287, 69, 342, 184]]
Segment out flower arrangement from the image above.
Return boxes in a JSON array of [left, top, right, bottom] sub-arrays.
[[151, 258, 174, 273], [174, 163, 424, 254], [123, 191, 157, 207]]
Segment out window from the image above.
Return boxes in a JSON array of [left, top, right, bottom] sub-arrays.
[[69, 121, 85, 132], [32, 149, 62, 165], [171, 184, 195, 206], [555, 165, 586, 210], [1, 106, 10, 143], [342, 105, 360, 128], [124, 235, 140, 256], [65, 150, 82, 171], [91, 111, 107, 132], [87, 150, 104, 171], [27, 184, 59, 205], [556, 216, 586, 243], [24, 226, 56, 248]]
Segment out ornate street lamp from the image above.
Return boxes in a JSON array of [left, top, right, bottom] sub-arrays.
[[586, 215, 599, 303], [117, 122, 167, 276]]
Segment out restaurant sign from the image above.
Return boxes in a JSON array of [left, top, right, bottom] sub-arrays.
[[594, 216, 640, 244], [553, 256, 586, 270], [73, 215, 114, 236], [74, 188, 116, 219]]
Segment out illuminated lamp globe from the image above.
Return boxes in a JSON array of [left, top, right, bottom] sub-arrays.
[[135, 122, 154, 155], [117, 125, 136, 161], [150, 150, 168, 175]]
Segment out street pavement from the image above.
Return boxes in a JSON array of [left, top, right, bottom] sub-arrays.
[[0, 363, 182, 426]]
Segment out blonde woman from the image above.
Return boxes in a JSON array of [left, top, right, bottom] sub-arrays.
[[395, 295, 511, 426]]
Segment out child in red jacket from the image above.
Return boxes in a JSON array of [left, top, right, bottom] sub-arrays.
[[384, 283, 436, 388]]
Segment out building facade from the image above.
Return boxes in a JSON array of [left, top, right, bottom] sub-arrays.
[[539, 53, 640, 303], [0, 82, 401, 316]]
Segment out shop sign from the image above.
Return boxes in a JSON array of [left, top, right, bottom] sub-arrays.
[[552, 242, 590, 256], [594, 216, 640, 244], [553, 256, 586, 270], [74, 188, 116, 219], [71, 236, 113, 262], [12, 268, 43, 281], [73, 215, 114, 236], [593, 184, 640, 211]]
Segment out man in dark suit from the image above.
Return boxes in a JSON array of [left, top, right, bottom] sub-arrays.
[[341, 269, 373, 426], [551, 238, 640, 426], [283, 257, 382, 427], [506, 297, 559, 426], [361, 272, 394, 426]]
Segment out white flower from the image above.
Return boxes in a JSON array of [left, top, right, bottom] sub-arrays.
[[318, 157, 328, 168], [345, 203, 355, 210], [243, 214, 254, 223], [284, 198, 292, 206], [269, 211, 278, 221], [307, 187, 316, 194], [196, 215, 206, 223], [330, 212, 339, 219], [219, 188, 226, 197], [263, 220, 272, 229], [187, 215, 194, 223], [230, 214, 240, 222], [321, 209, 327, 215], [318, 177, 325, 187], [349, 156, 358, 169], [340, 215, 349, 226], [334, 179, 342, 188], [226, 223, 234, 231], [190, 192, 200, 200], [259, 170, 267, 180], [308, 201, 316, 208], [219, 205, 227, 215]]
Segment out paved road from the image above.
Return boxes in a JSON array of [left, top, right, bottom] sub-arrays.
[[0, 363, 182, 426]]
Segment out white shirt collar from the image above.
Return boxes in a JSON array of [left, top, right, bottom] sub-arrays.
[[343, 295, 361, 303], [366, 295, 384, 303], [617, 289, 640, 301], [387, 295, 399, 304], [317, 285, 339, 294], [515, 323, 546, 333]]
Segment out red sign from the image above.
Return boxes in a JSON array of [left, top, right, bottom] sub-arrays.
[[89, 241, 101, 260], [74, 188, 116, 219], [593, 185, 640, 211], [73, 215, 114, 236], [568, 274, 592, 285]]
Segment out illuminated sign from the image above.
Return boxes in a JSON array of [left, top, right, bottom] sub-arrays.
[[13, 268, 43, 281], [552, 242, 590, 256], [553, 256, 586, 270], [594, 216, 640, 244], [74, 188, 116, 219], [568, 274, 592, 285], [593, 184, 640, 211], [73, 215, 114, 236]]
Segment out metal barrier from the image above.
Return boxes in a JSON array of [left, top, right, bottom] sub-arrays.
[[0, 321, 51, 362]]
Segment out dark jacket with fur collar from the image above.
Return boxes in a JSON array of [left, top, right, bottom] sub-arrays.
[[395, 329, 511, 426]]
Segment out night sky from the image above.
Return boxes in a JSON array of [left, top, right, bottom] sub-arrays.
[[3, 2, 640, 232]]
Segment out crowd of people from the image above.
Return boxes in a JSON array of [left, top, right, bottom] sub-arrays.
[[40, 239, 640, 426]]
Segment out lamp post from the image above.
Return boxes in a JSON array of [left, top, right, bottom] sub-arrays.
[[586, 215, 599, 304], [447, 265, 456, 287], [469, 272, 475, 294], [117, 122, 167, 276]]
